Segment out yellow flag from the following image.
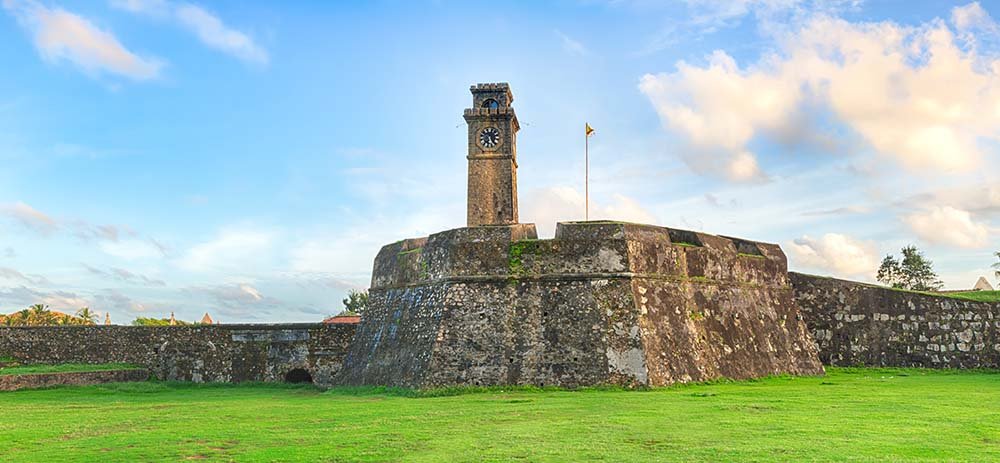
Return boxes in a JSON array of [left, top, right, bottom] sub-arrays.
[[585, 123, 595, 137]]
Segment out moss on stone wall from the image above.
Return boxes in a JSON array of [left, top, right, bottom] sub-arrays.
[[508, 239, 539, 277]]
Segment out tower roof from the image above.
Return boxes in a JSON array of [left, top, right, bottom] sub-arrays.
[[469, 82, 513, 102]]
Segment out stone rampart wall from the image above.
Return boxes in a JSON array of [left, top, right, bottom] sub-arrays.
[[0, 324, 356, 386], [337, 222, 823, 388], [791, 272, 1000, 368], [0, 369, 150, 391]]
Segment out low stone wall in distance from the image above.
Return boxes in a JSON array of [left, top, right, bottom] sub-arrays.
[[791, 272, 1000, 368], [0, 324, 356, 386], [0, 369, 150, 392]]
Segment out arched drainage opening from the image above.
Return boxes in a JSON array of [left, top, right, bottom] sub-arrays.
[[284, 368, 313, 384]]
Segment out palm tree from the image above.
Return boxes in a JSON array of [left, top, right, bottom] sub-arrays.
[[26, 304, 52, 326], [75, 307, 97, 325], [11, 309, 30, 326]]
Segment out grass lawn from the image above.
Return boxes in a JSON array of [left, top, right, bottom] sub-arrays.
[[1, 368, 999, 462], [946, 290, 1000, 303], [0, 363, 141, 376]]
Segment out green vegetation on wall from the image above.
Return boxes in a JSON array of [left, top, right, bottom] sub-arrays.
[[508, 239, 539, 277]]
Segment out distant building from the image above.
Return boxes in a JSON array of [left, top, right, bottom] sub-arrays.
[[169, 312, 177, 326], [936, 276, 995, 294], [200, 313, 214, 325], [323, 314, 361, 324], [104, 313, 111, 326]]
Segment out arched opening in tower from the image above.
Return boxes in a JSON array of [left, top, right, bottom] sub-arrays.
[[284, 368, 313, 384]]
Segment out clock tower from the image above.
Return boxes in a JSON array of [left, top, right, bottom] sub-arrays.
[[464, 83, 519, 227]]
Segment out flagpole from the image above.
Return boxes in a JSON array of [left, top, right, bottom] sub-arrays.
[[585, 123, 589, 221]]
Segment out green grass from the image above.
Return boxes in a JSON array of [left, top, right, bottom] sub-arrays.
[[945, 290, 1000, 303], [887, 287, 1000, 303], [0, 363, 141, 376], [1, 368, 999, 461], [798, 272, 1000, 304]]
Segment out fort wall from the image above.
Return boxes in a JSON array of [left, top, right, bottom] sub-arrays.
[[336, 222, 824, 388], [791, 272, 1000, 368], [0, 324, 356, 385], [0, 369, 150, 391]]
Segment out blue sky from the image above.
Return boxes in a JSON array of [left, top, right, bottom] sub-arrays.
[[2, 0, 998, 323]]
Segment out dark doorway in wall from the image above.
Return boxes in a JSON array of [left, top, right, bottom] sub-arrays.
[[284, 368, 313, 384]]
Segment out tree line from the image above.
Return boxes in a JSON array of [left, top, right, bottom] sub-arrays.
[[0, 305, 202, 327], [877, 246, 1000, 291], [0, 305, 97, 326]]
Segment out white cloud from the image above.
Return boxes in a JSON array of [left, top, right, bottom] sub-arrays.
[[636, 0, 859, 55], [109, 0, 168, 15], [952, 2, 998, 34], [787, 233, 879, 278], [177, 229, 274, 273], [521, 187, 657, 237], [0, 286, 90, 311], [4, 0, 163, 80], [640, 6, 1000, 181], [291, 239, 376, 276], [82, 264, 166, 286], [1, 203, 163, 259], [0, 267, 48, 285], [91, 288, 157, 314], [99, 239, 164, 260], [175, 4, 268, 64], [904, 206, 991, 249], [1, 201, 58, 234], [685, 0, 802, 27], [555, 29, 588, 56], [110, 0, 268, 64], [183, 283, 274, 318], [238, 283, 262, 301]]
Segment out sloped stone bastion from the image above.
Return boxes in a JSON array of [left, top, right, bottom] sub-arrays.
[[336, 222, 825, 388]]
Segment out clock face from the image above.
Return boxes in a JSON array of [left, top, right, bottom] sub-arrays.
[[479, 127, 501, 149]]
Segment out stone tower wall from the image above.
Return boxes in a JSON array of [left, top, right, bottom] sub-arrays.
[[465, 83, 519, 227], [466, 156, 517, 226], [336, 222, 824, 388]]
